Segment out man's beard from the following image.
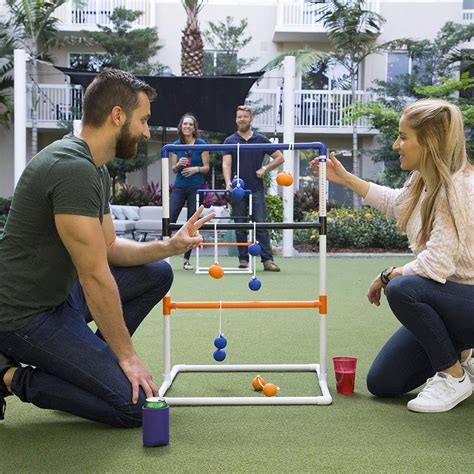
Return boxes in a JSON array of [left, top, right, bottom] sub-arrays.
[[237, 123, 251, 133], [115, 122, 141, 160]]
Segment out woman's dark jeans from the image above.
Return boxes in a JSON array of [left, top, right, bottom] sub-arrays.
[[367, 275, 474, 397], [0, 261, 173, 427], [170, 185, 200, 260]]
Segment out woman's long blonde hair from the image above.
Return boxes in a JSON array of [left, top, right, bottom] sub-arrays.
[[397, 98, 471, 251]]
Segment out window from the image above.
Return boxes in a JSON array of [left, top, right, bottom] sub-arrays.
[[203, 50, 237, 76], [302, 60, 358, 90], [387, 52, 431, 85], [69, 53, 107, 72]]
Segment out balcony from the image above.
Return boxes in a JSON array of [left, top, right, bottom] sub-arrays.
[[250, 88, 377, 135], [54, 0, 155, 31], [28, 84, 377, 135], [26, 84, 83, 129], [274, 0, 380, 42]]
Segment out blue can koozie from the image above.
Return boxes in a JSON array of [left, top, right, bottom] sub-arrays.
[[142, 398, 170, 447]]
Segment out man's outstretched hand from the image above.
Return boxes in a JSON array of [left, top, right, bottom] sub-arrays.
[[168, 205, 216, 256]]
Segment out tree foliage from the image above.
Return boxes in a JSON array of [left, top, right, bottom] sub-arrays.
[[352, 21, 474, 186], [203, 16, 257, 75], [82, 7, 166, 75]]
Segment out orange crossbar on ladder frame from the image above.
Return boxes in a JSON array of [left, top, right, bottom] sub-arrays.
[[194, 189, 254, 275], [158, 141, 331, 406]]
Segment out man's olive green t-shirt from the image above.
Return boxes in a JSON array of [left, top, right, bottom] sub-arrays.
[[0, 134, 111, 331]]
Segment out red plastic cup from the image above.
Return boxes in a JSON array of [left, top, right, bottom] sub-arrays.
[[332, 356, 357, 394]]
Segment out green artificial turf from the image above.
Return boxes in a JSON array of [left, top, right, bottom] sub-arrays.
[[1, 255, 473, 473]]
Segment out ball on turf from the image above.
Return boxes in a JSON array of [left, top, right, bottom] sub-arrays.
[[263, 383, 279, 397], [252, 375, 266, 391]]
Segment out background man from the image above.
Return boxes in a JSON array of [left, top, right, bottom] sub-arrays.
[[222, 105, 284, 272]]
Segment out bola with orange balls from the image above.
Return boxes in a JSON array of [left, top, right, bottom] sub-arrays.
[[276, 171, 293, 187]]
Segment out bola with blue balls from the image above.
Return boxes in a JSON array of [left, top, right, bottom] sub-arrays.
[[213, 349, 226, 362], [248, 242, 261, 256], [214, 334, 227, 349], [231, 178, 245, 189], [232, 186, 245, 202], [248, 277, 262, 291]]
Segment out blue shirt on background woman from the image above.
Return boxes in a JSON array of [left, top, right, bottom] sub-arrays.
[[170, 114, 210, 270]]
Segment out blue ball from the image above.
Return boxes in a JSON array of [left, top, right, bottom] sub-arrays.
[[248, 242, 261, 256], [213, 349, 226, 362], [214, 334, 227, 349], [248, 277, 262, 291], [231, 178, 245, 189], [232, 186, 245, 202]]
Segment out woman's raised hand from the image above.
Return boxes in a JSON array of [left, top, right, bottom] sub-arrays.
[[309, 152, 350, 186]]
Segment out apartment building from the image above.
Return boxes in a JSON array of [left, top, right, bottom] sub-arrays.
[[0, 0, 472, 198]]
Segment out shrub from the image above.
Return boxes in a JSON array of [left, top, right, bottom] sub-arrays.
[[265, 194, 283, 243], [294, 207, 409, 250]]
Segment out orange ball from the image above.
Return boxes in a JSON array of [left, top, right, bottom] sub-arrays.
[[252, 375, 266, 391], [263, 383, 279, 397], [208, 263, 224, 279], [276, 172, 294, 186]]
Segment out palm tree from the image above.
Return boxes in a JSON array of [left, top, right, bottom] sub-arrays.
[[4, 0, 82, 158], [266, 0, 386, 208], [0, 22, 14, 127], [180, 0, 207, 76]]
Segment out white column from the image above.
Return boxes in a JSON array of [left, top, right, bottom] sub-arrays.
[[282, 56, 295, 257], [14, 49, 27, 188], [73, 119, 82, 136]]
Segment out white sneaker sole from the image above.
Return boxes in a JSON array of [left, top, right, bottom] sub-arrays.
[[407, 387, 472, 413]]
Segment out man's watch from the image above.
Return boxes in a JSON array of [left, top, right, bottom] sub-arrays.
[[261, 165, 267, 172], [380, 266, 396, 286]]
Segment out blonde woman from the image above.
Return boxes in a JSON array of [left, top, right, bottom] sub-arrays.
[[311, 98, 474, 413]]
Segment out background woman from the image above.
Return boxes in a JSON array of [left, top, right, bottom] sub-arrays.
[[311, 98, 474, 413], [170, 114, 210, 270]]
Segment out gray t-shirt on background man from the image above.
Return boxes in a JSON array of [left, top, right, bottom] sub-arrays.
[[0, 134, 111, 331]]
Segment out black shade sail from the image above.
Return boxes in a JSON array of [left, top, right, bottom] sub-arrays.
[[56, 67, 264, 134]]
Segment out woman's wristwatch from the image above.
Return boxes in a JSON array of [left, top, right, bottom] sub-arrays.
[[380, 266, 396, 286]]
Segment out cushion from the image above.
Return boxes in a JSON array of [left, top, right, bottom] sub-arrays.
[[122, 206, 140, 221], [139, 206, 163, 220], [110, 205, 126, 220]]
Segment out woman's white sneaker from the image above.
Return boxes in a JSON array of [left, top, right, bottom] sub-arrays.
[[407, 371, 472, 413], [461, 350, 474, 387]]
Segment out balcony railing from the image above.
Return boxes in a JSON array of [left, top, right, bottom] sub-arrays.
[[250, 89, 376, 129], [276, 0, 380, 29], [463, 9, 474, 23], [54, 0, 154, 28], [28, 84, 376, 131], [27, 84, 83, 123]]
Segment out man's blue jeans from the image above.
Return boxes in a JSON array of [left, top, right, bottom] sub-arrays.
[[0, 261, 173, 427], [231, 190, 273, 262], [367, 275, 474, 397]]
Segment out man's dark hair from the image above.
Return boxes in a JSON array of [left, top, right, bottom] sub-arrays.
[[82, 69, 157, 127]]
